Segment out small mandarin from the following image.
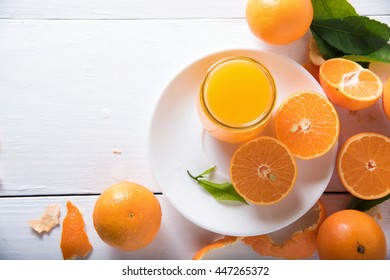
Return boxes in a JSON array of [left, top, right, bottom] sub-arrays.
[[245, 0, 313, 45], [93, 182, 162, 251], [316, 210, 387, 260]]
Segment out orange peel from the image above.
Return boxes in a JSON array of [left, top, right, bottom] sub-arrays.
[[243, 200, 326, 259], [192, 236, 240, 260], [29, 204, 60, 234], [60, 200, 93, 260], [383, 77, 390, 121], [193, 200, 326, 259]]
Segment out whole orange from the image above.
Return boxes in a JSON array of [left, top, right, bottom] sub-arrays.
[[93, 181, 162, 251], [245, 0, 313, 45], [316, 210, 387, 260]]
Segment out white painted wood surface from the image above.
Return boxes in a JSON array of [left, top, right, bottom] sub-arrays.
[[0, 0, 389, 260]]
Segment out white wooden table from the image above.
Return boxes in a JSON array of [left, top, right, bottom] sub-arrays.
[[1, 0, 390, 260]]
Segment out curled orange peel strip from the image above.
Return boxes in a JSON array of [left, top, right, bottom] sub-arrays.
[[243, 200, 327, 259], [192, 236, 241, 260], [193, 200, 326, 260]]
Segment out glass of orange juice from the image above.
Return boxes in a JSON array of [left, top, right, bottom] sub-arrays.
[[198, 56, 277, 143]]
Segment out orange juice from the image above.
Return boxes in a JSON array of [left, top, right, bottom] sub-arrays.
[[198, 56, 276, 143]]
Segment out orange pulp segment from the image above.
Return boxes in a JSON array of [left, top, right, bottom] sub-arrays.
[[274, 91, 339, 159], [60, 200, 93, 260], [337, 132, 390, 200], [319, 58, 383, 110], [230, 136, 297, 205]]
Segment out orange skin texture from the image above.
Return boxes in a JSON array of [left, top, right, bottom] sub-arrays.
[[193, 200, 326, 260], [246, 0, 313, 45], [60, 201, 93, 260], [383, 77, 390, 121], [192, 236, 240, 260], [243, 200, 326, 259], [316, 210, 387, 260], [93, 182, 162, 251]]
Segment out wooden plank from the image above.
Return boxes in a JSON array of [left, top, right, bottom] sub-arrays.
[[0, 0, 388, 19], [0, 193, 389, 259]]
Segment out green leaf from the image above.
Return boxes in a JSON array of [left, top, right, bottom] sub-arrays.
[[187, 168, 248, 204], [347, 194, 390, 212], [198, 181, 248, 204], [311, 16, 390, 55], [312, 0, 357, 20], [311, 30, 345, 59], [344, 44, 390, 63]]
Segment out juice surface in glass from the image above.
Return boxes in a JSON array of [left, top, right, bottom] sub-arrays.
[[199, 56, 276, 143]]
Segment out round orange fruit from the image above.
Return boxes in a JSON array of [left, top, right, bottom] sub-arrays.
[[274, 91, 339, 159], [230, 136, 297, 205], [337, 132, 390, 200], [93, 181, 162, 251], [316, 209, 387, 260], [245, 0, 313, 45], [319, 58, 383, 110]]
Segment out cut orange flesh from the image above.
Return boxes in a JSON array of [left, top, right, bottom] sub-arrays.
[[337, 132, 390, 200], [319, 58, 383, 110], [274, 91, 339, 159], [230, 136, 297, 205]]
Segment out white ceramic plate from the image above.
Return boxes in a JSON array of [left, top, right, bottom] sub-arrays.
[[148, 49, 337, 236]]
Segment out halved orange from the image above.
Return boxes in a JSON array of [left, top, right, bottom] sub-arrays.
[[383, 77, 390, 121], [337, 132, 390, 200], [243, 200, 326, 259], [60, 201, 93, 260], [319, 58, 383, 110], [274, 91, 339, 159], [230, 136, 297, 205]]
